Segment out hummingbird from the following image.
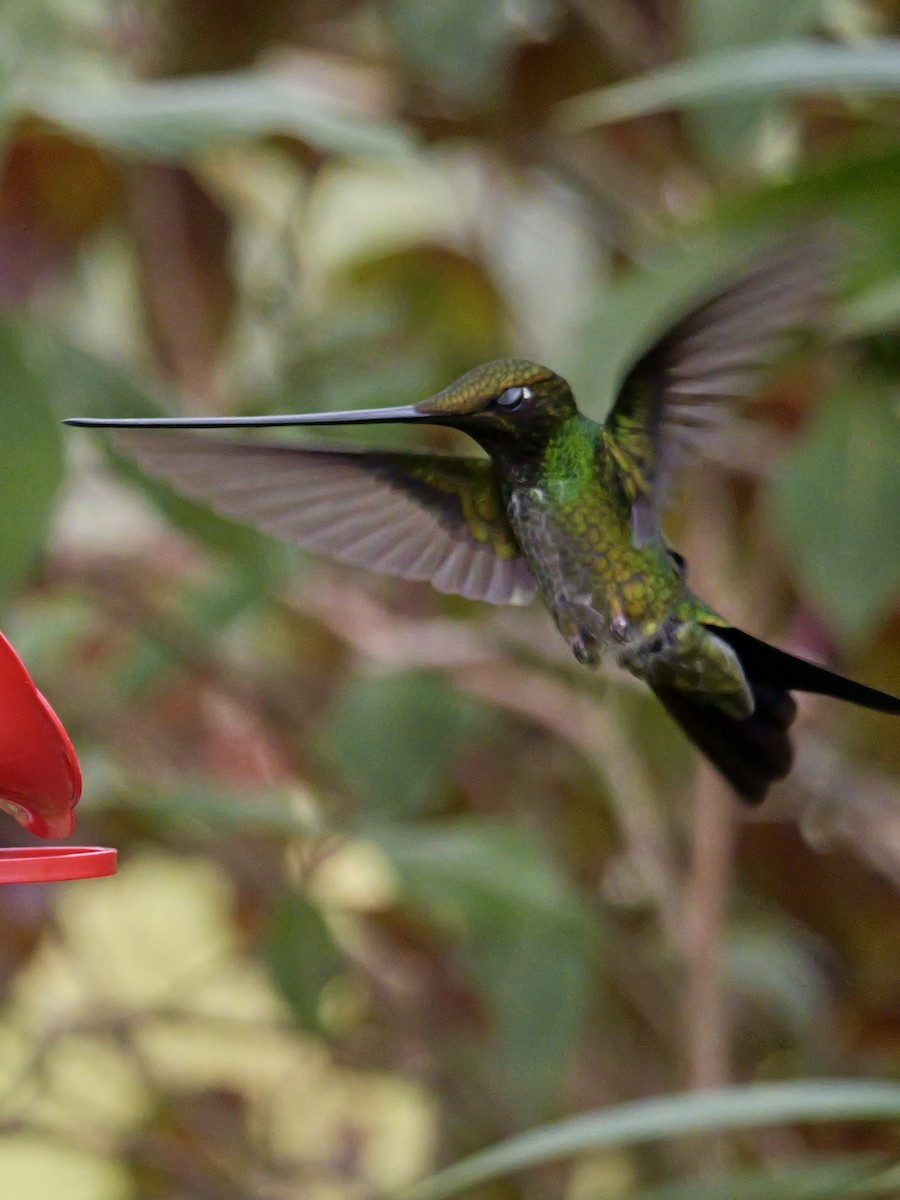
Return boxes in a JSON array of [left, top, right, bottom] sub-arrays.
[[67, 238, 900, 803]]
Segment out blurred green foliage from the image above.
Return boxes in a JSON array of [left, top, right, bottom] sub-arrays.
[[323, 671, 491, 822], [771, 382, 900, 639], [0, 0, 898, 1197], [0, 323, 62, 605]]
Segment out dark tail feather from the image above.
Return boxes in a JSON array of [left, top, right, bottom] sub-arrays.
[[653, 682, 796, 805], [710, 625, 900, 714], [654, 626, 900, 805]]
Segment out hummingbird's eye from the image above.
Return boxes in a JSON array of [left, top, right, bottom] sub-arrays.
[[495, 385, 532, 411]]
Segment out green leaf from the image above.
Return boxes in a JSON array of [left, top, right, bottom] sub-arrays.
[[572, 225, 782, 420], [86, 769, 323, 836], [633, 1156, 890, 1200], [322, 670, 490, 822], [852, 1165, 900, 1197], [769, 383, 900, 641], [266, 893, 344, 1034], [558, 39, 900, 130], [402, 1080, 900, 1200], [0, 319, 64, 603], [568, 141, 900, 413], [726, 141, 900, 225], [837, 276, 900, 338], [26, 70, 415, 160], [685, 0, 821, 52], [681, 0, 821, 162], [376, 820, 595, 1120], [41, 330, 285, 579], [385, 0, 517, 104], [726, 921, 830, 1055]]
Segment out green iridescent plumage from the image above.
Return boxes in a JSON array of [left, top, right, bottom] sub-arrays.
[[66, 236, 900, 802]]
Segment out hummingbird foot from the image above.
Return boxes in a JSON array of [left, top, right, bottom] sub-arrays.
[[548, 603, 604, 665], [570, 634, 602, 666], [610, 612, 630, 642]]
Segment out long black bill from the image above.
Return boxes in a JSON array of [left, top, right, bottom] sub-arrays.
[[64, 405, 430, 430]]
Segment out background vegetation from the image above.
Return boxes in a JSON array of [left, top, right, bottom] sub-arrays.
[[1, 1, 899, 1197]]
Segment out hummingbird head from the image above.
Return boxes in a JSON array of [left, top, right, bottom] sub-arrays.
[[64, 358, 578, 458], [415, 359, 577, 454]]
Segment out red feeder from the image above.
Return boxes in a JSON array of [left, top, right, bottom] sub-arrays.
[[0, 845, 116, 883], [0, 630, 115, 882]]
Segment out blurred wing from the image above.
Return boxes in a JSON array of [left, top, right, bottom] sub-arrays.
[[112, 431, 536, 605], [604, 232, 832, 545]]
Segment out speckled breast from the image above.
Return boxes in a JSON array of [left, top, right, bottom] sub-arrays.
[[506, 481, 685, 657]]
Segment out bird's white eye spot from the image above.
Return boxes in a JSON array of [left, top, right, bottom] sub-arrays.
[[496, 385, 532, 411]]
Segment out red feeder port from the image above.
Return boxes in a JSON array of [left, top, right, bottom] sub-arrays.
[[0, 845, 117, 883], [0, 629, 82, 839]]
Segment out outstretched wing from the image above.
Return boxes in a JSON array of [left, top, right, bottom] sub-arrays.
[[111, 431, 536, 605], [604, 232, 832, 545]]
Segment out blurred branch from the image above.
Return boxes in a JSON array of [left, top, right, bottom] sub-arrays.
[[675, 469, 741, 1155], [793, 739, 900, 885], [459, 660, 683, 938], [682, 765, 734, 1097], [291, 576, 497, 669], [52, 554, 312, 776], [293, 576, 684, 941]]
